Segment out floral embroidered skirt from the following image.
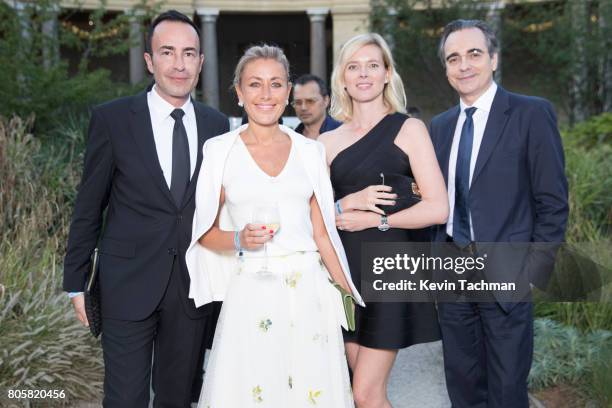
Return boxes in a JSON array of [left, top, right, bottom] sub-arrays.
[[198, 251, 354, 408]]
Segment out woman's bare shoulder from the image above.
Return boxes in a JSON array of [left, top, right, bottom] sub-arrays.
[[317, 124, 351, 164], [318, 124, 341, 143], [395, 117, 429, 144]]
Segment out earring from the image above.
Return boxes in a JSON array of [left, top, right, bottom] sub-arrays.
[[238, 101, 244, 107], [285, 100, 289, 106]]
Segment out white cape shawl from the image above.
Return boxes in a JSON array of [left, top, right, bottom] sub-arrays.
[[185, 124, 365, 312]]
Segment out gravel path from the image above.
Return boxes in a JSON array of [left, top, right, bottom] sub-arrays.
[[388, 340, 451, 408]]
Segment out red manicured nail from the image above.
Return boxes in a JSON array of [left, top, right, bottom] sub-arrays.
[[261, 226, 266, 229], [269, 230, 273, 233]]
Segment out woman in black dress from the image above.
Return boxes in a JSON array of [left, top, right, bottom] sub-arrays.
[[319, 33, 449, 407]]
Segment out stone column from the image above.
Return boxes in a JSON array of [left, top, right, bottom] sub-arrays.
[[128, 10, 145, 85], [307, 8, 329, 80], [486, 1, 505, 85], [13, 1, 30, 42], [42, 4, 60, 69], [197, 8, 220, 108], [383, 7, 398, 51]]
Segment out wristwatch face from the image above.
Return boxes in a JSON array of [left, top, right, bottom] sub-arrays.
[[378, 215, 390, 231]]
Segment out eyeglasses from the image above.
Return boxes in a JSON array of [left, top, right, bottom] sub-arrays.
[[291, 97, 321, 108]]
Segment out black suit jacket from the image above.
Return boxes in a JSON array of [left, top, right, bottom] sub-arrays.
[[63, 91, 229, 320], [430, 87, 569, 299]]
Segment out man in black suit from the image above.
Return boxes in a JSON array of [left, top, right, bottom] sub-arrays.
[[430, 20, 568, 407], [63, 10, 229, 407]]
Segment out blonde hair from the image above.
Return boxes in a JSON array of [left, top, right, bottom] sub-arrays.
[[232, 44, 290, 87], [329, 33, 406, 122]]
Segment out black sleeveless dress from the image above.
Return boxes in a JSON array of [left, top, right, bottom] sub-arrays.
[[330, 113, 441, 349]]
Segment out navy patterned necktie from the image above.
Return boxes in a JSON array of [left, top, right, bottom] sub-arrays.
[[170, 108, 190, 207], [453, 107, 477, 247]]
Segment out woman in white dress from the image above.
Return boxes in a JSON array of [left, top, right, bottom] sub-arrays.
[[185, 45, 363, 407]]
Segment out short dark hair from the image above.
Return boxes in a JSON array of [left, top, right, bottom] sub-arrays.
[[145, 10, 201, 55], [438, 19, 498, 66], [294, 74, 330, 97]]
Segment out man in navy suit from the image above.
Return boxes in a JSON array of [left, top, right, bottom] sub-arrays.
[[63, 11, 228, 407], [430, 20, 568, 407]]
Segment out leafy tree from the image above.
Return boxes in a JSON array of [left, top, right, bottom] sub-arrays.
[[371, 0, 610, 123], [503, 0, 606, 123], [0, 0, 158, 131]]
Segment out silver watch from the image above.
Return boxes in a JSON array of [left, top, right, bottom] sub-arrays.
[[378, 214, 390, 232]]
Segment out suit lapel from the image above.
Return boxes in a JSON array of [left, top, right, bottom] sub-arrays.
[[181, 103, 210, 208], [438, 107, 460, 186], [130, 92, 176, 208], [471, 87, 511, 185]]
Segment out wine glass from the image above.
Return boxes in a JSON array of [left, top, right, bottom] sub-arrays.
[[252, 203, 281, 275]]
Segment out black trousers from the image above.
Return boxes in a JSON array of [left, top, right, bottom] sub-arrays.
[[438, 302, 533, 408], [101, 259, 209, 408]]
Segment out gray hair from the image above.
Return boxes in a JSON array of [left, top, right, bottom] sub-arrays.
[[438, 19, 499, 66], [232, 44, 290, 87]]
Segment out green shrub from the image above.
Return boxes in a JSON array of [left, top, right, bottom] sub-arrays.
[[535, 302, 612, 337], [562, 113, 612, 243], [0, 115, 103, 406], [530, 319, 611, 398], [535, 112, 612, 334], [533, 113, 612, 405], [588, 343, 612, 407], [564, 112, 612, 149]]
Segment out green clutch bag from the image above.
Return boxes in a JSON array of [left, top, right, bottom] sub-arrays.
[[330, 280, 356, 332]]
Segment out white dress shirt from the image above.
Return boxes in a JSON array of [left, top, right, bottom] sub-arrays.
[[446, 81, 498, 239], [147, 85, 198, 187]]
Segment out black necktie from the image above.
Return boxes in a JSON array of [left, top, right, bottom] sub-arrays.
[[170, 109, 190, 206], [453, 107, 477, 247]]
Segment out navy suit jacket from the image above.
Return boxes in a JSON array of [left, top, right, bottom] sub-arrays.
[[295, 114, 342, 135], [430, 86, 569, 295], [63, 91, 229, 320]]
